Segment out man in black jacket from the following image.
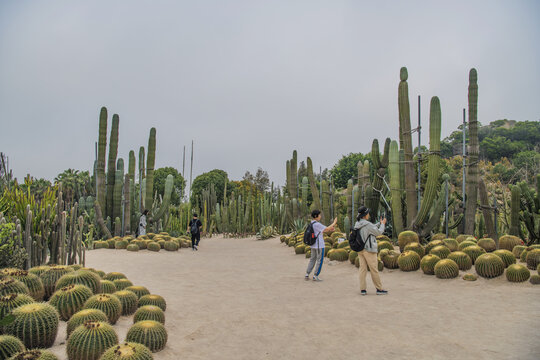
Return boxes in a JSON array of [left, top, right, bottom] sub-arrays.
[[188, 214, 203, 251]]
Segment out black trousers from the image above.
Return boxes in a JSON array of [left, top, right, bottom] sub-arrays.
[[191, 232, 200, 247]]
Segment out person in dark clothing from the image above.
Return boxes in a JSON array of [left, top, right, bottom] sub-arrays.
[[188, 214, 203, 251]]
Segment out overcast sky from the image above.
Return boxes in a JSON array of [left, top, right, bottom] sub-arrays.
[[1, 0, 539, 189]]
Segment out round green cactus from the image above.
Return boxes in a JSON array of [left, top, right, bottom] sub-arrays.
[[83, 294, 122, 324], [125, 320, 167, 353], [337, 241, 349, 249], [7, 349, 59, 360], [348, 251, 358, 265], [475, 253, 505, 279], [113, 279, 133, 291], [442, 239, 459, 252], [138, 295, 166, 311], [434, 259, 459, 279], [456, 234, 474, 243], [56, 270, 102, 295], [530, 274, 540, 284], [66, 309, 109, 338], [458, 240, 476, 251], [420, 254, 440, 275], [505, 264, 530, 283], [354, 256, 360, 268], [512, 245, 527, 259], [477, 238, 496, 252], [398, 231, 419, 252], [40, 266, 74, 299], [447, 251, 472, 270], [124, 286, 150, 300], [381, 251, 399, 269], [147, 243, 160, 252], [126, 244, 139, 252], [103, 272, 127, 282], [107, 239, 116, 249], [114, 291, 138, 316], [526, 249, 540, 270], [0, 293, 35, 321], [49, 284, 93, 321], [537, 264, 540, 275], [377, 241, 394, 252], [28, 266, 50, 277], [0, 278, 30, 297], [305, 250, 311, 258], [397, 251, 421, 272], [67, 321, 118, 360], [424, 240, 445, 255], [498, 235, 523, 251], [163, 241, 179, 251], [492, 250, 516, 268], [115, 240, 129, 249], [403, 242, 425, 258], [0, 335, 25, 360], [462, 274, 478, 281], [6, 303, 59, 349], [99, 281, 117, 294], [69, 265, 83, 271], [430, 245, 451, 259], [1, 270, 44, 301], [294, 244, 305, 254], [520, 248, 530, 263], [99, 342, 153, 360], [133, 305, 165, 324], [431, 233, 446, 241], [462, 245, 486, 264], [329, 249, 348, 261]]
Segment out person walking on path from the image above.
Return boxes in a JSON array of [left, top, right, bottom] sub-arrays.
[[188, 214, 203, 251], [305, 210, 337, 282], [355, 206, 388, 295], [138, 209, 149, 237]]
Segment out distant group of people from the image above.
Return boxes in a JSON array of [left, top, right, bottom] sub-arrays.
[[305, 206, 388, 295], [137, 211, 202, 251]]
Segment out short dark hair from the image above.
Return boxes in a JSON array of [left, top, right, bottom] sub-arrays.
[[311, 210, 321, 218], [193, 213, 198, 218], [142, 209, 149, 215]]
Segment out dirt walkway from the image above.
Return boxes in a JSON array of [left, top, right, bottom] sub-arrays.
[[52, 235, 539, 360]]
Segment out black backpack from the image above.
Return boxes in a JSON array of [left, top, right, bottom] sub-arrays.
[[303, 222, 317, 246], [349, 226, 368, 252], [190, 220, 199, 234]]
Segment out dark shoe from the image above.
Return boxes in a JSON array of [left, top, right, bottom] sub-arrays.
[[376, 289, 388, 295], [361, 290, 367, 296], [304, 275, 310, 281]]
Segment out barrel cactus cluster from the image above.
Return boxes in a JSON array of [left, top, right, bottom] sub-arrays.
[[0, 263, 168, 358], [282, 229, 536, 285], [93, 232, 189, 254]]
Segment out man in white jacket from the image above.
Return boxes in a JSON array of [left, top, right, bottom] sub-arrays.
[[354, 206, 388, 295]]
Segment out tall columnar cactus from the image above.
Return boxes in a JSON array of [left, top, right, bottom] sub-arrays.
[[301, 177, 308, 215], [106, 114, 120, 220], [144, 128, 156, 213], [285, 160, 291, 198], [366, 138, 390, 218], [138, 147, 145, 211], [96, 107, 108, 212], [321, 180, 330, 225], [510, 185, 521, 237], [413, 97, 441, 231], [290, 150, 298, 199], [113, 158, 124, 223], [398, 67, 417, 227], [67, 321, 118, 360], [519, 176, 540, 243], [388, 140, 403, 237], [153, 175, 173, 223], [464, 69, 479, 234], [346, 179, 353, 220], [306, 157, 321, 211], [6, 302, 59, 349]]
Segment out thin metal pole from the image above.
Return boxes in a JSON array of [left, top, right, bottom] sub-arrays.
[[182, 145, 186, 178], [94, 142, 98, 197], [189, 140, 194, 197], [417, 95, 422, 212], [445, 178, 449, 237], [493, 195, 498, 239], [462, 108, 467, 229]]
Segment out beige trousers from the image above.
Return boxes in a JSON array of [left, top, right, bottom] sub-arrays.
[[358, 250, 382, 291]]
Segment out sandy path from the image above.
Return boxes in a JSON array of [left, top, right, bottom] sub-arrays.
[[51, 235, 539, 360]]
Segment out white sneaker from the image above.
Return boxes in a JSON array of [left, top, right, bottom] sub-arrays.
[[313, 276, 322, 282]]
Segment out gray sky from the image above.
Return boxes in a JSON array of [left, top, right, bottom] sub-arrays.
[[1, 0, 539, 188]]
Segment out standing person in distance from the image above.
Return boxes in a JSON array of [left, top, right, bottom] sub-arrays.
[[138, 210, 149, 237], [188, 214, 203, 251], [355, 206, 388, 295], [305, 210, 337, 282]]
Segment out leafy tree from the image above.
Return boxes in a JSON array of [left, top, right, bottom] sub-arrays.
[[243, 168, 270, 193], [191, 169, 229, 205], [54, 169, 91, 204], [153, 167, 186, 206], [512, 150, 540, 183], [330, 153, 367, 189]]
